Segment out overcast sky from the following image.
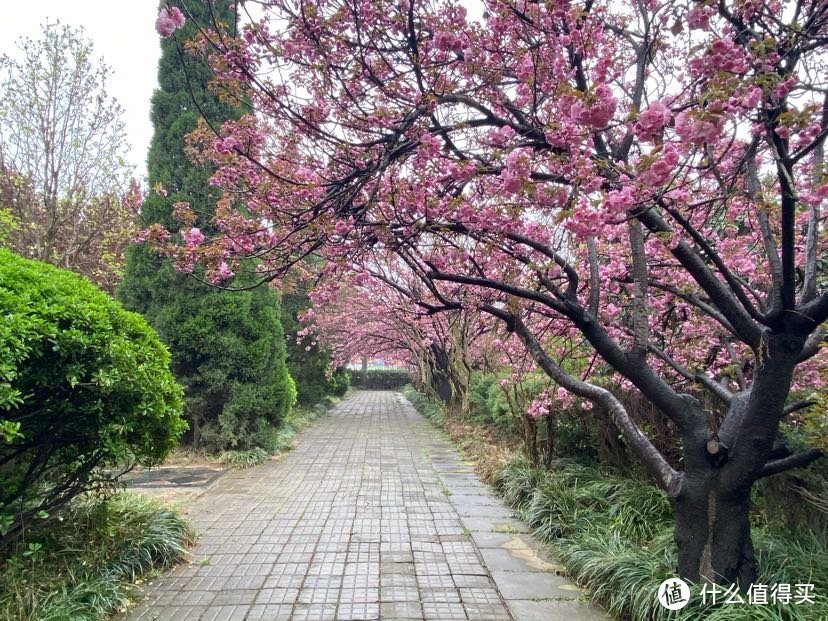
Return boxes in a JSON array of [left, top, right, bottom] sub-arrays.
[[1, 1, 162, 181], [1, 1, 485, 183]]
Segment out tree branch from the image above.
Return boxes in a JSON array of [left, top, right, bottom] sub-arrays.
[[783, 400, 817, 416], [759, 448, 823, 478], [627, 218, 650, 357], [635, 207, 762, 347], [800, 93, 827, 303], [695, 372, 734, 405], [482, 304, 681, 494]]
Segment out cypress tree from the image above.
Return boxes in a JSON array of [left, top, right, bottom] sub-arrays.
[[119, 0, 294, 450]]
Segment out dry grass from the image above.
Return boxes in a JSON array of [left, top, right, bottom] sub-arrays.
[[441, 418, 519, 483]]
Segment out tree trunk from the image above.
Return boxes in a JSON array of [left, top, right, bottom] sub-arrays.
[[520, 415, 539, 465], [191, 415, 202, 450], [670, 330, 810, 588], [672, 468, 756, 587], [545, 413, 554, 467]]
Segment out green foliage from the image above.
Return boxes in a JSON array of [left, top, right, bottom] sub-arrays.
[[351, 369, 411, 389], [468, 372, 515, 431], [467, 371, 599, 463], [281, 288, 350, 404], [402, 385, 446, 426], [118, 0, 294, 451], [0, 208, 17, 244], [217, 447, 269, 469], [328, 368, 351, 397], [0, 493, 193, 620], [494, 458, 828, 621], [119, 262, 293, 451], [753, 424, 828, 535], [213, 397, 341, 463], [0, 249, 185, 544]]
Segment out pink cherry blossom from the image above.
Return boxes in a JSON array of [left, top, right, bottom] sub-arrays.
[[675, 111, 722, 145], [144, 2, 828, 567], [687, 7, 713, 30], [155, 6, 185, 38], [634, 101, 672, 142], [182, 227, 205, 247], [638, 144, 679, 187]]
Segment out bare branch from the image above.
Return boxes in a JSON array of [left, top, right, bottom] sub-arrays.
[[627, 217, 650, 356], [586, 236, 600, 317], [802, 93, 827, 304], [783, 400, 818, 416], [759, 448, 823, 478]]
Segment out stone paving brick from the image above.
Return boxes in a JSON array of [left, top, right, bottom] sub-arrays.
[[126, 391, 606, 620]]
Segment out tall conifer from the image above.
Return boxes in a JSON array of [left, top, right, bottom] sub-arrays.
[[119, 0, 294, 449]]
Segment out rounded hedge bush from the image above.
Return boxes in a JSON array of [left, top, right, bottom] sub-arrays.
[[0, 249, 185, 545]]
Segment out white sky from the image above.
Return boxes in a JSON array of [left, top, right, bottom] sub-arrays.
[[0, 1, 486, 184], [0, 1, 162, 181]]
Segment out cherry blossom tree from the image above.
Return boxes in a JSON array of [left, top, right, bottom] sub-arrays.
[[153, 0, 828, 586], [303, 265, 491, 413]]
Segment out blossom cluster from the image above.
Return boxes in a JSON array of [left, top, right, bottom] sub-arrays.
[[155, 5, 185, 38]]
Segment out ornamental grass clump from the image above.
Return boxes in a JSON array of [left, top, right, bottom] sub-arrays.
[[494, 458, 828, 621], [0, 493, 193, 620]]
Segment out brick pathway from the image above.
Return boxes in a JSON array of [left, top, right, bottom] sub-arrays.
[[128, 391, 607, 621]]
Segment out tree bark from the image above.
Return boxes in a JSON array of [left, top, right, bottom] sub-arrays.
[[672, 329, 808, 587], [673, 470, 756, 587], [545, 413, 554, 468], [191, 415, 202, 450]]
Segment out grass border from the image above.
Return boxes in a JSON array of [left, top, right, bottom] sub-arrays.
[[401, 385, 828, 621], [0, 492, 194, 620]]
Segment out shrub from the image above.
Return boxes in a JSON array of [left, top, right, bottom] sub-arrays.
[[0, 249, 186, 546], [216, 447, 269, 469], [120, 266, 295, 452], [468, 372, 515, 430], [351, 368, 410, 389], [468, 371, 599, 464], [281, 288, 350, 405], [328, 367, 350, 397], [402, 385, 446, 425]]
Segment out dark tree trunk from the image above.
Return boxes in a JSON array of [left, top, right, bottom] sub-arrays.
[[545, 413, 554, 467], [191, 414, 202, 449], [520, 415, 539, 465], [427, 343, 467, 416], [672, 470, 756, 587], [484, 307, 822, 590], [431, 370, 453, 404], [670, 329, 806, 588]]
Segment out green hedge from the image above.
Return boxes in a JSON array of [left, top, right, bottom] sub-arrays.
[[0, 249, 186, 546], [350, 369, 410, 389]]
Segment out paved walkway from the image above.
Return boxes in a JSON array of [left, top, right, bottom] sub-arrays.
[[128, 391, 607, 621]]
